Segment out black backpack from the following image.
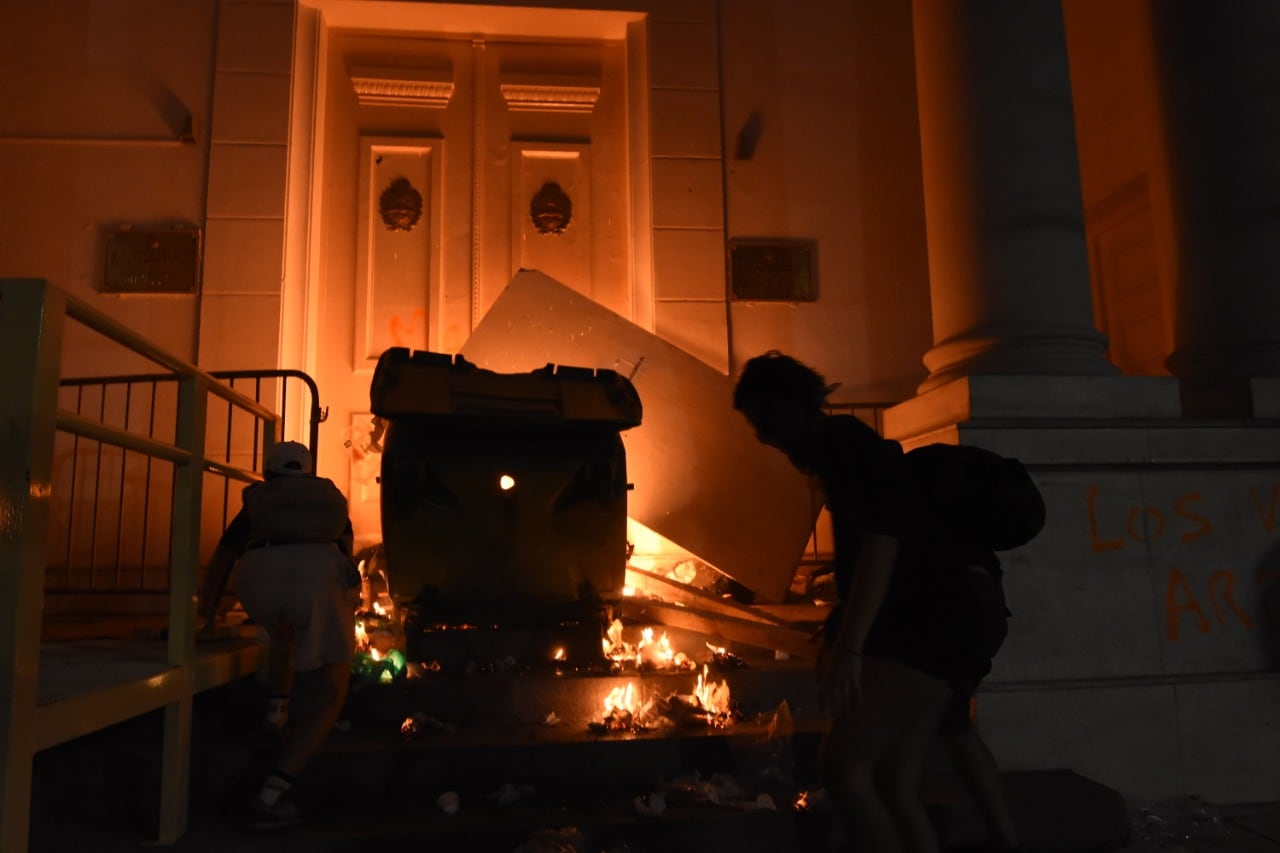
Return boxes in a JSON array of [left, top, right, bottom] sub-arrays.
[[904, 443, 1046, 551]]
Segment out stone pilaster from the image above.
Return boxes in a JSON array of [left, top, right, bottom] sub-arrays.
[[1153, 1, 1280, 417]]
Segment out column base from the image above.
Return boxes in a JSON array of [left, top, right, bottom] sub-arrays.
[[1179, 376, 1280, 419], [882, 374, 1181, 443], [919, 331, 1119, 394]]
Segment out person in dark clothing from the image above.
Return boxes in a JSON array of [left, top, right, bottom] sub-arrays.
[[198, 440, 360, 831], [733, 351, 1013, 853]]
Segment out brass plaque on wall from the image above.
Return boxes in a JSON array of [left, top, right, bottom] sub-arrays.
[[102, 227, 201, 294], [728, 238, 817, 301]]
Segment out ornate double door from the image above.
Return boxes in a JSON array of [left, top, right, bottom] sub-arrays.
[[313, 30, 632, 542]]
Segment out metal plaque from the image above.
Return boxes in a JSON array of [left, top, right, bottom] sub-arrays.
[[728, 238, 816, 301], [102, 227, 201, 294]]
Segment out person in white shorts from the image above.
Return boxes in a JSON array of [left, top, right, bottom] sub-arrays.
[[199, 440, 360, 831]]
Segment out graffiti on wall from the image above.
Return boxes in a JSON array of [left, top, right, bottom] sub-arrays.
[[1084, 482, 1280, 644]]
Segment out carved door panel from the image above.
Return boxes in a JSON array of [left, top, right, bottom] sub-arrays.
[[314, 31, 630, 546]]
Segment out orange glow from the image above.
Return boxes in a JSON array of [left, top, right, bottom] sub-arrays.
[[499, 473, 516, 491], [602, 618, 695, 671], [603, 682, 636, 715], [693, 664, 731, 718]]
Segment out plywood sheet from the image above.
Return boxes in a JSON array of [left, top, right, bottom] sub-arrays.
[[460, 269, 818, 603]]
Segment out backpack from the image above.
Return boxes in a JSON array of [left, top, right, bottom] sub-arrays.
[[903, 443, 1046, 551], [242, 475, 351, 544]]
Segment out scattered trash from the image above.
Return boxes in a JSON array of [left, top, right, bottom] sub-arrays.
[[662, 770, 745, 806], [400, 712, 451, 739], [436, 790, 460, 815], [706, 643, 749, 668], [634, 791, 666, 817], [490, 782, 535, 805], [1124, 796, 1233, 851], [514, 826, 584, 853]]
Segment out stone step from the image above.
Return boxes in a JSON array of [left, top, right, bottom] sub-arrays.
[[30, 677, 1133, 853]]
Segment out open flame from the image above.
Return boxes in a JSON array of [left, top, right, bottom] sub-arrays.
[[693, 665, 731, 718], [592, 664, 734, 734], [602, 618, 696, 671]]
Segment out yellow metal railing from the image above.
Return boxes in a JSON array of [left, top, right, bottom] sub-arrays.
[[0, 279, 282, 850]]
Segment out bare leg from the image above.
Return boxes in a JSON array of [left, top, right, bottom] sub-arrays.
[[821, 656, 951, 853], [943, 730, 1019, 849], [274, 660, 352, 778], [823, 716, 902, 852], [877, 687, 949, 852], [265, 621, 294, 698]]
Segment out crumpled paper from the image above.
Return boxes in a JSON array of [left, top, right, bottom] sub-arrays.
[[1124, 796, 1233, 851]]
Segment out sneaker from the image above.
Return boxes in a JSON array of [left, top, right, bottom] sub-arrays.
[[245, 796, 311, 832]]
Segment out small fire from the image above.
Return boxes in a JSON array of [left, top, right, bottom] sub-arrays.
[[794, 791, 810, 812], [602, 619, 696, 671], [591, 665, 735, 734], [552, 647, 566, 662], [595, 681, 638, 732], [693, 664, 732, 721], [603, 682, 636, 715]]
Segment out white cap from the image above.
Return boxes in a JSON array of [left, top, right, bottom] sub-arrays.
[[265, 441, 313, 476]]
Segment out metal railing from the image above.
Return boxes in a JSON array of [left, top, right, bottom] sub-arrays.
[[0, 278, 295, 850], [47, 370, 324, 609]]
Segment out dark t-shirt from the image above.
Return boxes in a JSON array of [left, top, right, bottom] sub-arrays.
[[814, 415, 1002, 687]]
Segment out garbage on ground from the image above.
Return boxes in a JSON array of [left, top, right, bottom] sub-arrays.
[[513, 826, 585, 853], [490, 782, 535, 805], [400, 711, 452, 739], [436, 790, 460, 815], [1123, 796, 1234, 851], [633, 791, 667, 817]]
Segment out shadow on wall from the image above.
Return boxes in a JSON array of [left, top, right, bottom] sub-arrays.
[[1256, 540, 1280, 671]]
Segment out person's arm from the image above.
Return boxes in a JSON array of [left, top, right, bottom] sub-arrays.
[[197, 510, 250, 634], [821, 531, 899, 713], [197, 543, 238, 634]]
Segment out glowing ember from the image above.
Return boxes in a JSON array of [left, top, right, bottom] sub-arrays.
[[794, 791, 811, 812], [552, 647, 566, 662]]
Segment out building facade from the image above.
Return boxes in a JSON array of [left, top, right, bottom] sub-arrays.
[[2, 0, 1278, 803]]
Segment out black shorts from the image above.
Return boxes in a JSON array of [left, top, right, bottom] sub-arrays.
[[836, 566, 1009, 708]]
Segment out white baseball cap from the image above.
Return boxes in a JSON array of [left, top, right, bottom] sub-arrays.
[[265, 441, 313, 476]]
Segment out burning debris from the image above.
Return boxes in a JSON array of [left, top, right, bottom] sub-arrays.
[[588, 664, 736, 734], [601, 618, 698, 672]]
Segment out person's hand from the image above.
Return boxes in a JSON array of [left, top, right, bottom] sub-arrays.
[[197, 611, 220, 640], [819, 646, 863, 714]]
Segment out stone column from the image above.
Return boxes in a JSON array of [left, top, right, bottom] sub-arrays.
[[911, 0, 1117, 393], [1153, 1, 1280, 417]]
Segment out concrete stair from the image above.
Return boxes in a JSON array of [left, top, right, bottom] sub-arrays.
[[29, 671, 1134, 852]]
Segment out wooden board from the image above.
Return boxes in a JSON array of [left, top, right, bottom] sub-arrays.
[[617, 599, 821, 660], [461, 270, 819, 603]]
